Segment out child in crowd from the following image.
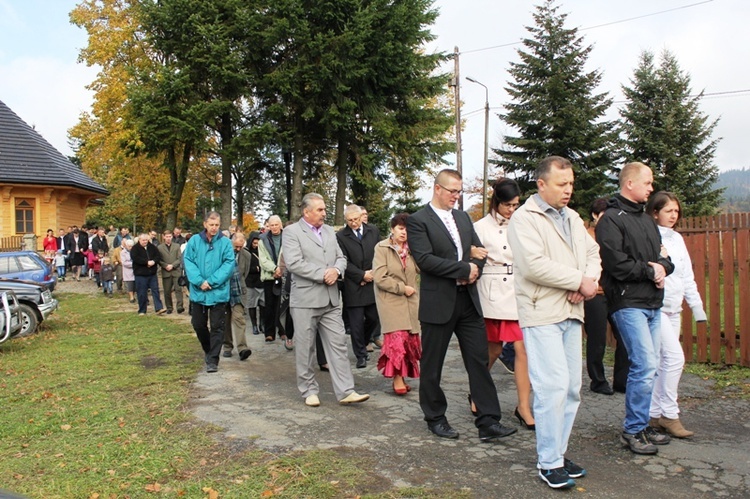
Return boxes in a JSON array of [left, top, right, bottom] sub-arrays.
[[53, 250, 66, 281], [100, 257, 115, 296], [83, 249, 96, 280], [92, 250, 104, 287]]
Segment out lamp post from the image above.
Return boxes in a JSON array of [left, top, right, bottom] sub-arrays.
[[466, 76, 489, 216]]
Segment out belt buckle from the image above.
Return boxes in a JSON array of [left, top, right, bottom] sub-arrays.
[[505, 264, 513, 275]]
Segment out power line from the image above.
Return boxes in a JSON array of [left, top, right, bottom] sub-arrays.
[[460, 0, 714, 55]]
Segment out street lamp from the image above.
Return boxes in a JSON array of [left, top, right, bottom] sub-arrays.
[[466, 76, 489, 216]]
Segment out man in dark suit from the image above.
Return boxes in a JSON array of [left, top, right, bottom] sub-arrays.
[[407, 169, 516, 442], [336, 204, 381, 369]]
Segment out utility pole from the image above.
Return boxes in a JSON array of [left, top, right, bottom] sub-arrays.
[[466, 77, 490, 216], [451, 46, 463, 209]]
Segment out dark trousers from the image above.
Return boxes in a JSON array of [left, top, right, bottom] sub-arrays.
[[191, 301, 228, 366], [346, 303, 380, 361], [584, 294, 610, 389], [316, 330, 327, 367], [419, 289, 500, 428], [262, 280, 282, 338], [584, 294, 630, 390], [135, 274, 164, 314]]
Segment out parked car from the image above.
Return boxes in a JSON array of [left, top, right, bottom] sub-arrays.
[[0, 291, 23, 343], [0, 278, 58, 336], [0, 251, 57, 291]]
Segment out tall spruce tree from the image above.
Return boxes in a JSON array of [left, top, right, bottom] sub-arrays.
[[620, 50, 723, 216], [494, 0, 619, 216]]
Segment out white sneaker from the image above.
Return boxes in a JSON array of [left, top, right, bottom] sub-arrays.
[[339, 392, 370, 404], [305, 394, 320, 407]]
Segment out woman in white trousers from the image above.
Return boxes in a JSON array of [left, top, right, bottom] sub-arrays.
[[645, 192, 707, 438]]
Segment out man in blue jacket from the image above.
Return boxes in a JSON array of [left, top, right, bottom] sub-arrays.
[[183, 211, 236, 373]]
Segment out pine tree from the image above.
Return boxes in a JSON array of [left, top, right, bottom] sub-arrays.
[[493, 0, 619, 216], [620, 50, 723, 216]]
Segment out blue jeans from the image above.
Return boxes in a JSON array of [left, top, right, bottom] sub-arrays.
[[610, 308, 661, 434], [523, 319, 582, 470], [102, 280, 113, 294]]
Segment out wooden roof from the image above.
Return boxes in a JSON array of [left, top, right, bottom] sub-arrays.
[[0, 99, 108, 195]]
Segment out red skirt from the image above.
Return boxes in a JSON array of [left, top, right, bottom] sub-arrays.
[[377, 330, 421, 379], [485, 319, 523, 343]]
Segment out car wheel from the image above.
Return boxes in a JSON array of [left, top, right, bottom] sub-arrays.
[[17, 304, 39, 337]]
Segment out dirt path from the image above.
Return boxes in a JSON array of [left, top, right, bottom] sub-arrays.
[[58, 279, 750, 497]]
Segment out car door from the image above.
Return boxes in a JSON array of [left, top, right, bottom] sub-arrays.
[[0, 254, 42, 282]]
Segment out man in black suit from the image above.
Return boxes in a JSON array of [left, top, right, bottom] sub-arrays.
[[336, 204, 381, 369], [407, 169, 516, 442]]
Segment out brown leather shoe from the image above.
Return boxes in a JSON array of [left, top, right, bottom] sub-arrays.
[[658, 416, 694, 438], [649, 417, 663, 429]]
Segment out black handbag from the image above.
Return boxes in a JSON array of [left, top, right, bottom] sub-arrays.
[[177, 269, 188, 287]]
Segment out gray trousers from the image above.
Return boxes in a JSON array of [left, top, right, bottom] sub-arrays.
[[290, 302, 355, 401], [224, 302, 249, 352], [162, 275, 184, 311]]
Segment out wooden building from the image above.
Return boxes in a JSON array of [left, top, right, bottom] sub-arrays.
[[0, 100, 107, 250]]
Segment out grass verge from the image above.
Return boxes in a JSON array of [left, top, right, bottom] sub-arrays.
[[1, 293, 441, 498]]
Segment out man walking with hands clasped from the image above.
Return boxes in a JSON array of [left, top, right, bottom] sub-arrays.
[[183, 212, 235, 373], [407, 169, 516, 443], [508, 156, 601, 489]]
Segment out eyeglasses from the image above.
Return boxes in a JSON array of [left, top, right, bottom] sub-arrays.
[[438, 184, 463, 196]]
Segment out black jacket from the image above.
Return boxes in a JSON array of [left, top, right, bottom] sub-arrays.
[[595, 194, 674, 313], [407, 204, 486, 324], [336, 223, 381, 307], [91, 235, 109, 255], [130, 241, 162, 276]]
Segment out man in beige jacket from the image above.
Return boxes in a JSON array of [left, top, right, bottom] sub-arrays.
[[508, 156, 601, 490]]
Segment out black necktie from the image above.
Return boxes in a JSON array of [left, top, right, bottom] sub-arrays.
[[356, 228, 362, 240]]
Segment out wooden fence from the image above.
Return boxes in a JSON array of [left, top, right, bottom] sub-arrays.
[[0, 236, 24, 252], [676, 214, 750, 366]]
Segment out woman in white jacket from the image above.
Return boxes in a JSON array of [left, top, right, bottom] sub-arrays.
[[645, 192, 706, 438], [474, 178, 534, 430]]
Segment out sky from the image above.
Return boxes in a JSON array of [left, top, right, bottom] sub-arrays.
[[1, 0, 748, 205]]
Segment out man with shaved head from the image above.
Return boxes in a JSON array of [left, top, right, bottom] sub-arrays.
[[596, 162, 675, 456]]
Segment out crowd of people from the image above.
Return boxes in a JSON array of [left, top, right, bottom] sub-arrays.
[[48, 156, 705, 491]]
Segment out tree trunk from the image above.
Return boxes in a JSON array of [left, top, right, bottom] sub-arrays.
[[219, 113, 233, 227], [165, 143, 190, 230], [334, 134, 348, 226], [290, 133, 304, 221]]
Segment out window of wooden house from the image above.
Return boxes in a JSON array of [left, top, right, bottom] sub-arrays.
[[15, 198, 35, 234]]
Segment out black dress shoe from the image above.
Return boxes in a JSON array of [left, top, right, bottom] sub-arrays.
[[239, 349, 252, 361], [428, 422, 459, 439], [590, 383, 614, 395], [479, 422, 517, 442], [356, 357, 367, 369], [613, 384, 626, 394]]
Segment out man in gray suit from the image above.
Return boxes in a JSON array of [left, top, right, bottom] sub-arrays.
[[282, 193, 370, 407]]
